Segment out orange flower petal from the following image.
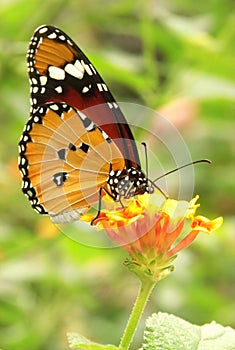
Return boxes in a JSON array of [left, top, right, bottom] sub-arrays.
[[80, 190, 223, 281], [191, 215, 223, 233]]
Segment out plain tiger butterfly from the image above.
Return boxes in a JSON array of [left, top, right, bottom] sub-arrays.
[[18, 25, 155, 224]]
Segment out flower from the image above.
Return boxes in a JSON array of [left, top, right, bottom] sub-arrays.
[[82, 191, 223, 282]]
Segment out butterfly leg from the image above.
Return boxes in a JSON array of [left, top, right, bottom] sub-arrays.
[[119, 197, 125, 208], [124, 182, 135, 199], [90, 187, 103, 225], [90, 187, 116, 225]]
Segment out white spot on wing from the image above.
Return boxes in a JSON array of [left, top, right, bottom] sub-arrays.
[[77, 111, 86, 120], [48, 66, 66, 80], [97, 83, 108, 92], [81, 60, 93, 76], [34, 116, 40, 123], [48, 32, 57, 39], [50, 104, 59, 111], [102, 83, 108, 91], [55, 86, 63, 93], [21, 157, 26, 165], [90, 64, 96, 74], [65, 63, 84, 79], [21, 168, 26, 176], [101, 130, 110, 140], [82, 86, 90, 93], [74, 60, 85, 75], [23, 180, 28, 188], [97, 83, 103, 92], [86, 121, 95, 131], [35, 206, 43, 213], [40, 76, 47, 85], [26, 189, 34, 197], [38, 27, 48, 34]]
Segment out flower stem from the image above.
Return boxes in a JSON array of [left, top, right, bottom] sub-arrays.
[[119, 279, 156, 350]]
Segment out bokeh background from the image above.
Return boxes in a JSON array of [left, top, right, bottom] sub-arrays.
[[0, 0, 234, 349]]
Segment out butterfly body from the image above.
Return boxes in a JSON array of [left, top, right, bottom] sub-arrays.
[[19, 25, 151, 223], [107, 167, 150, 201]]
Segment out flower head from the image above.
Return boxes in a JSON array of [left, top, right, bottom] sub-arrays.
[[82, 191, 223, 282]]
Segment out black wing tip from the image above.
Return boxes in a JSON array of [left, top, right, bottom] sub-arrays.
[[33, 24, 69, 37]]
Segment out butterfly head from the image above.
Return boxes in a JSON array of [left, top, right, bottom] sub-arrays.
[[108, 167, 154, 201]]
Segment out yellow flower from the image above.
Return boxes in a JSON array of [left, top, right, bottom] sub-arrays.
[[82, 191, 223, 282]]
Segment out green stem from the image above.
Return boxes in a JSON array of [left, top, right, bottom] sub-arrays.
[[119, 279, 156, 350]]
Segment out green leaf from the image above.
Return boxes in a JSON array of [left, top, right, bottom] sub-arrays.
[[143, 312, 235, 350], [67, 332, 119, 350]]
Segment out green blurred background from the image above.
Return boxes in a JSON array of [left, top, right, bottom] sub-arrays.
[[0, 0, 234, 349]]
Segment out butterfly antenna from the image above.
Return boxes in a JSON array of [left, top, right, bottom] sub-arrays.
[[153, 159, 211, 184], [141, 142, 168, 198], [141, 142, 149, 179]]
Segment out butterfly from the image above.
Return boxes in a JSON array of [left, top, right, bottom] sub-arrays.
[[18, 25, 154, 224]]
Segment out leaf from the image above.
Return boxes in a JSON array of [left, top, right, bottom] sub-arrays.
[[143, 312, 235, 350], [67, 332, 118, 350]]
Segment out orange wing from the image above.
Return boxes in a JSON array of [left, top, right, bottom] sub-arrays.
[[19, 103, 125, 223], [27, 25, 141, 169]]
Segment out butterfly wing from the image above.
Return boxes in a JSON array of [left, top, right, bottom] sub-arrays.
[[18, 103, 125, 223], [27, 25, 140, 169]]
